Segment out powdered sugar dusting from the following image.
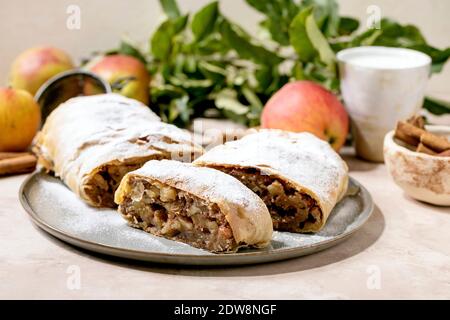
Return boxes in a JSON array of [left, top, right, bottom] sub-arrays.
[[28, 174, 206, 254], [125, 160, 273, 245], [131, 160, 267, 214], [194, 130, 349, 218], [34, 93, 204, 203], [23, 173, 370, 258]]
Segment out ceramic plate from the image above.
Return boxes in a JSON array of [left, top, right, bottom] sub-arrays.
[[20, 172, 374, 265]]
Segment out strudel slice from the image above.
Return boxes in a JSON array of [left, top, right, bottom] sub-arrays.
[[33, 94, 204, 207], [194, 130, 349, 233], [115, 160, 273, 252]]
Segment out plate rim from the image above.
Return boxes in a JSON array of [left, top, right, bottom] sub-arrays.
[[19, 171, 374, 265]]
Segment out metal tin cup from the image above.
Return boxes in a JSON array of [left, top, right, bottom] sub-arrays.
[[34, 69, 111, 123], [337, 46, 431, 162]]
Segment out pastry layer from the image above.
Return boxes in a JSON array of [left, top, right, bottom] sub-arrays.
[[193, 130, 349, 233], [119, 177, 237, 252], [33, 94, 204, 207], [115, 160, 273, 252]]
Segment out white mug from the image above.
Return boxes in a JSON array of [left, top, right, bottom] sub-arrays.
[[337, 46, 431, 162]]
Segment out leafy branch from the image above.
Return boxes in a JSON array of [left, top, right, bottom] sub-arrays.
[[110, 0, 450, 127]]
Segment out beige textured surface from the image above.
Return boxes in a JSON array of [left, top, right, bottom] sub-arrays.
[[1, 151, 449, 299], [0, 0, 449, 95]]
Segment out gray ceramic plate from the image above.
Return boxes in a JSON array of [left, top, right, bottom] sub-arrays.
[[20, 172, 374, 265]]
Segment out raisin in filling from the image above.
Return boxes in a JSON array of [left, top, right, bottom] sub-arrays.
[[118, 178, 237, 252], [217, 167, 322, 232]]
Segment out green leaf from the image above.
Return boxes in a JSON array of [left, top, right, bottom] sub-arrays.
[[191, 1, 219, 41], [198, 60, 227, 82], [151, 84, 185, 100], [305, 13, 336, 69], [242, 86, 263, 113], [159, 0, 181, 19], [169, 96, 191, 123], [260, 19, 290, 46], [118, 41, 146, 64], [248, 0, 297, 46], [349, 28, 382, 47], [293, 62, 305, 80], [220, 20, 282, 65], [215, 89, 249, 115], [304, 0, 340, 37], [423, 97, 450, 115], [169, 75, 213, 89], [255, 65, 273, 92], [338, 17, 359, 35], [289, 7, 316, 62], [244, 0, 270, 14], [196, 34, 230, 55], [409, 45, 450, 74], [150, 15, 188, 60], [372, 19, 427, 47]]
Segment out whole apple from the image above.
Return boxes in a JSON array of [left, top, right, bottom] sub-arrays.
[[0, 88, 41, 152], [88, 55, 150, 105], [261, 81, 349, 151], [9, 46, 74, 95]]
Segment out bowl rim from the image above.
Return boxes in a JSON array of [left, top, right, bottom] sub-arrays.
[[384, 125, 450, 160]]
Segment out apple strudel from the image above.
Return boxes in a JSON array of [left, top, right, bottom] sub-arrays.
[[194, 130, 349, 233], [33, 94, 204, 207], [115, 160, 273, 252]]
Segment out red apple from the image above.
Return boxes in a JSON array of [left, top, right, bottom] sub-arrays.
[[261, 81, 349, 151], [88, 55, 150, 105], [9, 46, 74, 95], [0, 88, 41, 152]]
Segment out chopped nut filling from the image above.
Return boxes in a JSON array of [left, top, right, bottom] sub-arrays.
[[118, 178, 237, 252], [217, 167, 321, 232], [83, 162, 151, 207]]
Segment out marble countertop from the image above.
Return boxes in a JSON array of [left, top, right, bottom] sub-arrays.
[[1, 153, 449, 299]]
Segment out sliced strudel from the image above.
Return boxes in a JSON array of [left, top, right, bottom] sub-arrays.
[[115, 160, 273, 252], [194, 130, 349, 233], [33, 94, 204, 207]]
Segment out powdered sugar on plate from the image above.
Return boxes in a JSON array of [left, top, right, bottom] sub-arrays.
[[22, 172, 371, 259], [27, 174, 208, 255]]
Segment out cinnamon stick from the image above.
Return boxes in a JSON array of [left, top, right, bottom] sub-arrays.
[[0, 154, 37, 176], [420, 132, 450, 153], [438, 149, 450, 157], [394, 121, 426, 146], [0, 152, 30, 161], [416, 143, 437, 155], [406, 114, 425, 129]]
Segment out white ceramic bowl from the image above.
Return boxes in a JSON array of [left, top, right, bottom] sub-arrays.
[[384, 125, 450, 206]]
